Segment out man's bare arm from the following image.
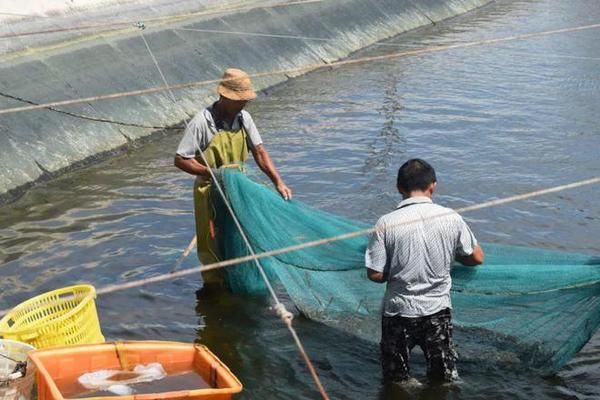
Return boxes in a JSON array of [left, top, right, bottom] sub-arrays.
[[455, 245, 485, 266], [251, 144, 292, 200], [174, 154, 211, 177]]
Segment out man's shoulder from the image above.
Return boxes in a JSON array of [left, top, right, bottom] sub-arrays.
[[424, 202, 464, 223], [380, 202, 462, 224], [428, 202, 459, 214], [239, 109, 254, 123], [188, 108, 212, 130], [377, 209, 398, 225], [376, 208, 408, 228]]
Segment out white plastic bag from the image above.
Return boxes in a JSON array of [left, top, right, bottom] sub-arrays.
[[78, 363, 167, 395]]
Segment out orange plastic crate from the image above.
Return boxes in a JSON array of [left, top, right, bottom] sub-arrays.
[[28, 341, 242, 400]]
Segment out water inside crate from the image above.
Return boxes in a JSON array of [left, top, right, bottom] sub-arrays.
[[58, 370, 212, 398]]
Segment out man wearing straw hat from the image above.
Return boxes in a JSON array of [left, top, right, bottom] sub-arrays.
[[174, 68, 292, 266]]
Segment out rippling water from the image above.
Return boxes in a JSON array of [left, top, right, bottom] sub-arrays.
[[1, 0, 599, 398]]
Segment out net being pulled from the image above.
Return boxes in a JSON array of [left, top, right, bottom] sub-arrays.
[[212, 170, 600, 372]]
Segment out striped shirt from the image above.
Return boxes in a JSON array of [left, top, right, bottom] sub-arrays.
[[365, 196, 478, 318]]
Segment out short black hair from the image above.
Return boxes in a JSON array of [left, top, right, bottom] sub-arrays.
[[396, 159, 437, 192]]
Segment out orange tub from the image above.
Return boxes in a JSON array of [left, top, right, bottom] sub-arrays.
[[28, 341, 242, 400]]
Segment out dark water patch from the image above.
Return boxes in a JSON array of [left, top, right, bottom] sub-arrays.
[[1, 0, 599, 398]]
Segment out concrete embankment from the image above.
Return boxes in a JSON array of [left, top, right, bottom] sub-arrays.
[[0, 0, 491, 204]]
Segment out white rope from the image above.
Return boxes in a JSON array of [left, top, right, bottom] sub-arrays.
[[506, 49, 600, 62], [140, 27, 330, 400], [1, 175, 595, 317], [454, 177, 600, 213], [139, 30, 176, 105], [274, 303, 295, 324], [101, 175, 599, 292], [172, 27, 414, 48], [2, 22, 600, 115], [173, 27, 336, 42], [160, 176, 600, 283], [0, 12, 45, 18]]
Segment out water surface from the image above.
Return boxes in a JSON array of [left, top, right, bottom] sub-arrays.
[[1, 0, 599, 398]]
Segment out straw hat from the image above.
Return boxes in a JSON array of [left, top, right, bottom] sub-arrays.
[[216, 68, 257, 101]]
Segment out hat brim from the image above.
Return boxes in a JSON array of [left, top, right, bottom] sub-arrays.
[[217, 84, 257, 101]]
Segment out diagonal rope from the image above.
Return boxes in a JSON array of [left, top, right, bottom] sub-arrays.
[[0, 351, 20, 364], [172, 27, 416, 47], [0, 91, 182, 130], [504, 49, 600, 62], [0, 12, 45, 18], [173, 27, 338, 42], [139, 28, 331, 400], [97, 175, 600, 292], [2, 22, 600, 116], [0, 176, 594, 312]]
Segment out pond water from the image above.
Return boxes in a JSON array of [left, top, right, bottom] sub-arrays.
[[1, 0, 599, 398]]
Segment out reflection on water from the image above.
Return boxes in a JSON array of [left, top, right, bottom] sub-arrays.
[[1, 0, 599, 398], [363, 69, 406, 173]]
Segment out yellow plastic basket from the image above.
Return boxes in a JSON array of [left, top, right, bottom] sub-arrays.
[[0, 285, 104, 349]]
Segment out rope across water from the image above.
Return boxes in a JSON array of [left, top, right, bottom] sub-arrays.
[[1, 175, 597, 318], [1, 22, 599, 115], [103, 175, 600, 296]]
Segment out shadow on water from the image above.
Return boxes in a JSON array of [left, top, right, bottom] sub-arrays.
[[363, 71, 406, 175], [378, 383, 455, 400]]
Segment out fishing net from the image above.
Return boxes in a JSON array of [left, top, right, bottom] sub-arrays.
[[212, 169, 600, 372]]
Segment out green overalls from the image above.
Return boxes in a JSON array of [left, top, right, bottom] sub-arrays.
[[194, 116, 248, 265]]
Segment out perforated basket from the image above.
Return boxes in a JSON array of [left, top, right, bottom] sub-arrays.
[[0, 339, 36, 400], [0, 285, 104, 349]]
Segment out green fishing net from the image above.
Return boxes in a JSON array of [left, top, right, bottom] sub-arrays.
[[212, 170, 600, 372]]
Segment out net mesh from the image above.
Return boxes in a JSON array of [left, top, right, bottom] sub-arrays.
[[212, 170, 600, 372]]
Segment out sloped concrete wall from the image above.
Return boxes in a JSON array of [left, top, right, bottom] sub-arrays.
[[0, 0, 491, 203]]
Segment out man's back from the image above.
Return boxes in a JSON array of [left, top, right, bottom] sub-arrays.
[[366, 196, 478, 317]]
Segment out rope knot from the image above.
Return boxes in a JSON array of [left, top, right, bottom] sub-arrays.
[[273, 303, 294, 324]]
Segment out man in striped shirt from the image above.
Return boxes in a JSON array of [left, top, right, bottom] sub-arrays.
[[365, 159, 484, 384]]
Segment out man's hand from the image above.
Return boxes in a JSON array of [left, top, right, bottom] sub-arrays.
[[455, 245, 485, 266], [174, 154, 211, 177], [367, 268, 386, 283], [276, 181, 293, 201]]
